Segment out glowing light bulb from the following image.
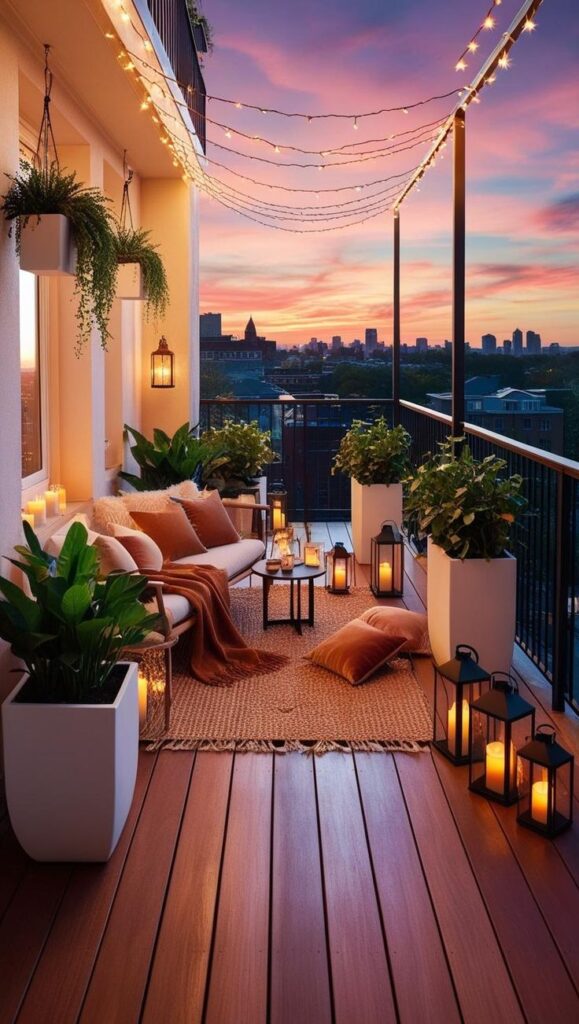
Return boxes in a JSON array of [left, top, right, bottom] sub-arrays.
[[152, 115, 159, 123], [160, 136, 168, 145], [121, 11, 130, 23], [124, 61, 135, 71], [353, 117, 358, 129], [235, 102, 242, 109], [318, 165, 324, 171], [523, 18, 536, 31], [105, 32, 115, 39], [274, 145, 280, 153], [486, 74, 496, 83], [260, 109, 267, 114], [172, 158, 179, 167], [355, 186, 362, 192], [224, 129, 232, 138], [143, 40, 152, 52], [484, 16, 495, 28], [140, 100, 149, 111], [498, 52, 511, 68], [307, 116, 313, 123], [402, 107, 409, 114], [468, 41, 479, 52], [455, 59, 467, 71]]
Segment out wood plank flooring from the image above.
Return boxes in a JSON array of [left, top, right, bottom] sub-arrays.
[[0, 527, 577, 1024]]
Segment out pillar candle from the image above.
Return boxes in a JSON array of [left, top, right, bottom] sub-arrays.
[[447, 699, 469, 757], [26, 497, 46, 526], [138, 673, 148, 727], [379, 561, 392, 591], [485, 740, 516, 794], [531, 779, 549, 825], [272, 507, 285, 530], [333, 565, 347, 589], [56, 486, 67, 513], [44, 489, 60, 517]]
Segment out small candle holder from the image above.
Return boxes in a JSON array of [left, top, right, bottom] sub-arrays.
[[280, 553, 295, 573], [304, 542, 322, 568], [433, 645, 491, 765], [516, 725, 574, 837]]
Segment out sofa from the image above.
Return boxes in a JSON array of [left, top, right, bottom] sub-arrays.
[[91, 481, 267, 636]]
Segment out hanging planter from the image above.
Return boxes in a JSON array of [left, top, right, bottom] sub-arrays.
[[114, 226, 169, 316], [0, 47, 117, 354]]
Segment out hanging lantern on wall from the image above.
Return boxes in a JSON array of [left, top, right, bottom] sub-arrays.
[[433, 645, 491, 765], [326, 541, 353, 594], [267, 485, 287, 532], [151, 336, 175, 388], [370, 521, 404, 598], [469, 673, 535, 805], [516, 725, 574, 837]]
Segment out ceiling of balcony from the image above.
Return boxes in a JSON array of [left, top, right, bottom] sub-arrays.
[[5, 0, 181, 178]]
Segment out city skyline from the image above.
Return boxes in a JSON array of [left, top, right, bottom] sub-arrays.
[[199, 0, 578, 347]]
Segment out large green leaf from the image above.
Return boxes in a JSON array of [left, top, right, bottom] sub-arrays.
[[0, 578, 42, 630], [61, 583, 92, 624]]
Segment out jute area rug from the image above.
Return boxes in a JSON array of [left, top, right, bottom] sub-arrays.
[[141, 586, 432, 754]]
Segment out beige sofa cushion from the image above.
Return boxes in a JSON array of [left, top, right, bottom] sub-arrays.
[[93, 480, 199, 535], [145, 593, 193, 626], [173, 538, 265, 579]]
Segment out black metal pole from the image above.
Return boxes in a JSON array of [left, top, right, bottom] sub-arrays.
[[552, 473, 571, 711], [452, 109, 466, 438], [392, 210, 401, 425]]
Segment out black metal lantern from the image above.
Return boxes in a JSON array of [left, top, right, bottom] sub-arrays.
[[151, 336, 175, 388], [370, 520, 404, 598], [267, 484, 287, 533], [325, 541, 352, 594], [469, 673, 535, 805], [516, 725, 574, 837], [433, 645, 491, 765]]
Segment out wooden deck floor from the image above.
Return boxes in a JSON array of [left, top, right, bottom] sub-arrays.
[[0, 524, 578, 1024]]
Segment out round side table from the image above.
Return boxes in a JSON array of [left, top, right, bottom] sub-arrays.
[[251, 559, 326, 635]]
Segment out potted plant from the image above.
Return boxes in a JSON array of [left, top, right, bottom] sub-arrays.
[[114, 225, 170, 317], [119, 421, 215, 491], [1, 162, 118, 354], [0, 522, 158, 862], [332, 418, 411, 563], [404, 439, 527, 674], [185, 0, 214, 52], [200, 419, 277, 502]]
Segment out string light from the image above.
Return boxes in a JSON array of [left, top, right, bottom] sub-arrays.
[[523, 18, 536, 31], [498, 52, 511, 68], [454, 0, 503, 71]]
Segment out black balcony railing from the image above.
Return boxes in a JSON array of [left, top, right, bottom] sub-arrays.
[[201, 397, 578, 712], [200, 398, 392, 521], [146, 0, 206, 150]]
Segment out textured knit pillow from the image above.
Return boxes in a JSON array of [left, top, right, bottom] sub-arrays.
[[112, 524, 164, 572], [358, 607, 431, 655], [307, 620, 407, 685], [93, 534, 139, 576], [176, 490, 240, 548], [130, 506, 208, 562]]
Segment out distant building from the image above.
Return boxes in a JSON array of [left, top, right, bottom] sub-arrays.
[[481, 333, 497, 354], [331, 335, 342, 351], [416, 337, 429, 353], [549, 342, 561, 354], [427, 378, 563, 453], [512, 327, 523, 356], [200, 316, 277, 396], [444, 340, 452, 351], [365, 328, 378, 354], [200, 312, 222, 339], [526, 330, 542, 354], [503, 339, 512, 355]]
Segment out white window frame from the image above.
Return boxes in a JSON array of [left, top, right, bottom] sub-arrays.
[[19, 123, 51, 501]]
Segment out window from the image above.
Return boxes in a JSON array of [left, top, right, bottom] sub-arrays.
[[540, 418, 551, 432], [20, 270, 43, 481]]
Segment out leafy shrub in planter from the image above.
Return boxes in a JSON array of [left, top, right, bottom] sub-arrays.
[[0, 522, 157, 703], [119, 422, 216, 491], [1, 162, 117, 354], [114, 225, 169, 320], [332, 419, 411, 486], [200, 420, 276, 490], [404, 438, 527, 560]]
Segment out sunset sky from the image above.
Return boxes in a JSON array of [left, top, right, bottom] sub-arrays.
[[198, 0, 578, 348]]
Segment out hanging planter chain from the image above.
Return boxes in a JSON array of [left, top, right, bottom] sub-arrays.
[[35, 44, 59, 177], [120, 150, 134, 231]]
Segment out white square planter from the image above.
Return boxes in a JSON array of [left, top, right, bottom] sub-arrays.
[[117, 261, 144, 300], [2, 661, 139, 862], [351, 480, 403, 564], [20, 214, 76, 275], [427, 537, 517, 675]]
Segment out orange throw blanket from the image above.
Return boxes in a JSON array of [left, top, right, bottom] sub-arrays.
[[148, 564, 289, 686]]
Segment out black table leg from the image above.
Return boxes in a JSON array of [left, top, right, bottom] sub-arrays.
[[308, 577, 315, 627], [296, 580, 302, 636], [262, 577, 271, 629]]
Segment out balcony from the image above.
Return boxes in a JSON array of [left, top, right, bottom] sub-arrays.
[[146, 0, 207, 150]]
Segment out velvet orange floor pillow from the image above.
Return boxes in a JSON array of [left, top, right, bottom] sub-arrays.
[[307, 619, 407, 685]]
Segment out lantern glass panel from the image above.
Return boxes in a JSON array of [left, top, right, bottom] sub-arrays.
[[371, 523, 403, 597], [326, 545, 352, 593], [469, 710, 529, 803], [434, 675, 484, 761], [517, 743, 573, 836], [268, 489, 287, 532]]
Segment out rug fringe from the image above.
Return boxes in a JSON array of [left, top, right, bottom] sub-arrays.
[[142, 737, 430, 755]]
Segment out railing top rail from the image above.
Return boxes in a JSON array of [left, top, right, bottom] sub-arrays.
[[399, 399, 579, 480], [200, 398, 394, 406]]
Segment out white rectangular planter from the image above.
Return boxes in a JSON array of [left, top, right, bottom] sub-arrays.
[[20, 214, 76, 275], [427, 537, 517, 674], [351, 480, 403, 564], [117, 261, 144, 299], [2, 661, 139, 862]]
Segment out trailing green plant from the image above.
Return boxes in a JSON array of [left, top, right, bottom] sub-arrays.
[[0, 522, 158, 703], [114, 225, 169, 321], [119, 421, 216, 491], [185, 0, 214, 50], [332, 418, 411, 486], [403, 438, 527, 560], [1, 162, 117, 354], [200, 419, 276, 490]]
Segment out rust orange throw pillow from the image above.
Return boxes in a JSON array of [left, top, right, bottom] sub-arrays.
[[112, 525, 164, 572], [307, 620, 407, 685], [176, 490, 240, 548], [358, 607, 430, 654], [130, 506, 208, 562]]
